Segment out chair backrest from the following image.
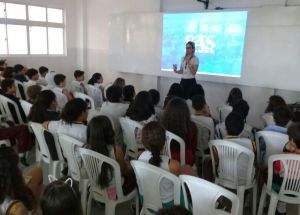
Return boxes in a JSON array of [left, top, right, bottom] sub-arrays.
[[255, 131, 288, 166], [51, 88, 67, 111], [79, 148, 125, 201], [30, 122, 63, 164], [192, 116, 214, 157], [261, 113, 275, 127], [85, 84, 103, 109], [0, 95, 24, 124], [164, 131, 186, 166], [20, 100, 32, 117], [229, 138, 254, 151], [15, 80, 27, 100], [58, 134, 84, 181], [131, 160, 181, 215], [191, 115, 214, 140], [73, 92, 95, 110], [180, 175, 239, 215], [209, 140, 255, 188], [119, 117, 143, 159], [267, 154, 300, 203], [217, 105, 233, 123]]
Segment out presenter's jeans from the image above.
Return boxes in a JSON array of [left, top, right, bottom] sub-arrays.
[[180, 78, 196, 99]]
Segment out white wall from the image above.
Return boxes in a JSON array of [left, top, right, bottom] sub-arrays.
[[2, 0, 84, 84]]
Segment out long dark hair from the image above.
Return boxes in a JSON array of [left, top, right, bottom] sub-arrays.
[[28, 90, 57, 123], [142, 121, 166, 167], [0, 146, 33, 210], [162, 97, 193, 139], [126, 91, 155, 121], [265, 95, 287, 113], [167, 83, 184, 98], [87, 116, 114, 188], [41, 179, 82, 215], [226, 88, 243, 106], [87, 73, 102, 85], [61, 99, 87, 124]]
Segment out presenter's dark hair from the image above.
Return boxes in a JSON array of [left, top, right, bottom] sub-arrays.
[[186, 41, 195, 50], [227, 88, 243, 106]]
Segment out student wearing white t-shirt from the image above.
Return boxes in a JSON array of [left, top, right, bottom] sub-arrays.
[[71, 70, 87, 94], [173, 41, 199, 99], [138, 122, 196, 207], [43, 98, 88, 143], [52, 74, 73, 111]]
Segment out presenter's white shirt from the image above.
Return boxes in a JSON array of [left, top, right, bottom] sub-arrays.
[[180, 56, 199, 79]]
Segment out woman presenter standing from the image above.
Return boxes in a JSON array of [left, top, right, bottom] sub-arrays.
[[173, 41, 199, 99]]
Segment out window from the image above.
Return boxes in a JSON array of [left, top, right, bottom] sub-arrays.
[[0, 2, 65, 55]]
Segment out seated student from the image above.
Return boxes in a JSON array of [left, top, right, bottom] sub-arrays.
[[100, 86, 129, 144], [45, 70, 56, 89], [126, 91, 156, 147], [28, 90, 60, 123], [138, 122, 196, 208], [269, 122, 300, 215], [71, 70, 87, 94], [186, 84, 205, 114], [41, 178, 82, 215], [191, 95, 214, 153], [163, 83, 184, 109], [85, 115, 136, 196], [0, 125, 33, 165], [0, 146, 43, 215], [1, 79, 27, 123], [223, 112, 255, 181], [149, 89, 162, 119], [263, 95, 288, 126], [14, 64, 28, 83], [122, 85, 135, 104], [25, 68, 40, 88], [162, 97, 197, 166], [27, 85, 42, 104], [87, 73, 104, 108], [43, 98, 88, 144], [112, 77, 125, 89], [52, 74, 73, 110], [2, 66, 14, 79], [37, 66, 48, 86], [264, 107, 292, 134]]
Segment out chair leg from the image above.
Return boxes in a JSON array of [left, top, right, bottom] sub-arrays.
[[237, 186, 246, 215], [257, 184, 267, 215], [267, 193, 278, 215], [81, 179, 89, 215], [252, 184, 258, 215], [105, 202, 116, 215], [87, 191, 93, 215]]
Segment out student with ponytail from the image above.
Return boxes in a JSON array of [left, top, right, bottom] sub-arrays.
[[138, 121, 196, 208]]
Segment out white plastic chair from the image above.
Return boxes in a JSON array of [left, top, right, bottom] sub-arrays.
[[257, 154, 300, 215], [229, 138, 254, 151], [255, 131, 289, 167], [119, 117, 143, 159], [180, 175, 240, 215], [261, 112, 275, 127], [217, 105, 233, 123], [209, 140, 257, 215], [20, 100, 32, 117], [30, 122, 64, 179], [191, 115, 214, 157], [15, 80, 27, 100], [58, 134, 88, 215], [0, 94, 25, 124], [164, 130, 186, 166], [131, 160, 180, 215], [80, 148, 137, 215], [85, 84, 103, 109], [74, 92, 96, 110]]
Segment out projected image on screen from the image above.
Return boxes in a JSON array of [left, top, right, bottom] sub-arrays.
[[161, 11, 248, 77]]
